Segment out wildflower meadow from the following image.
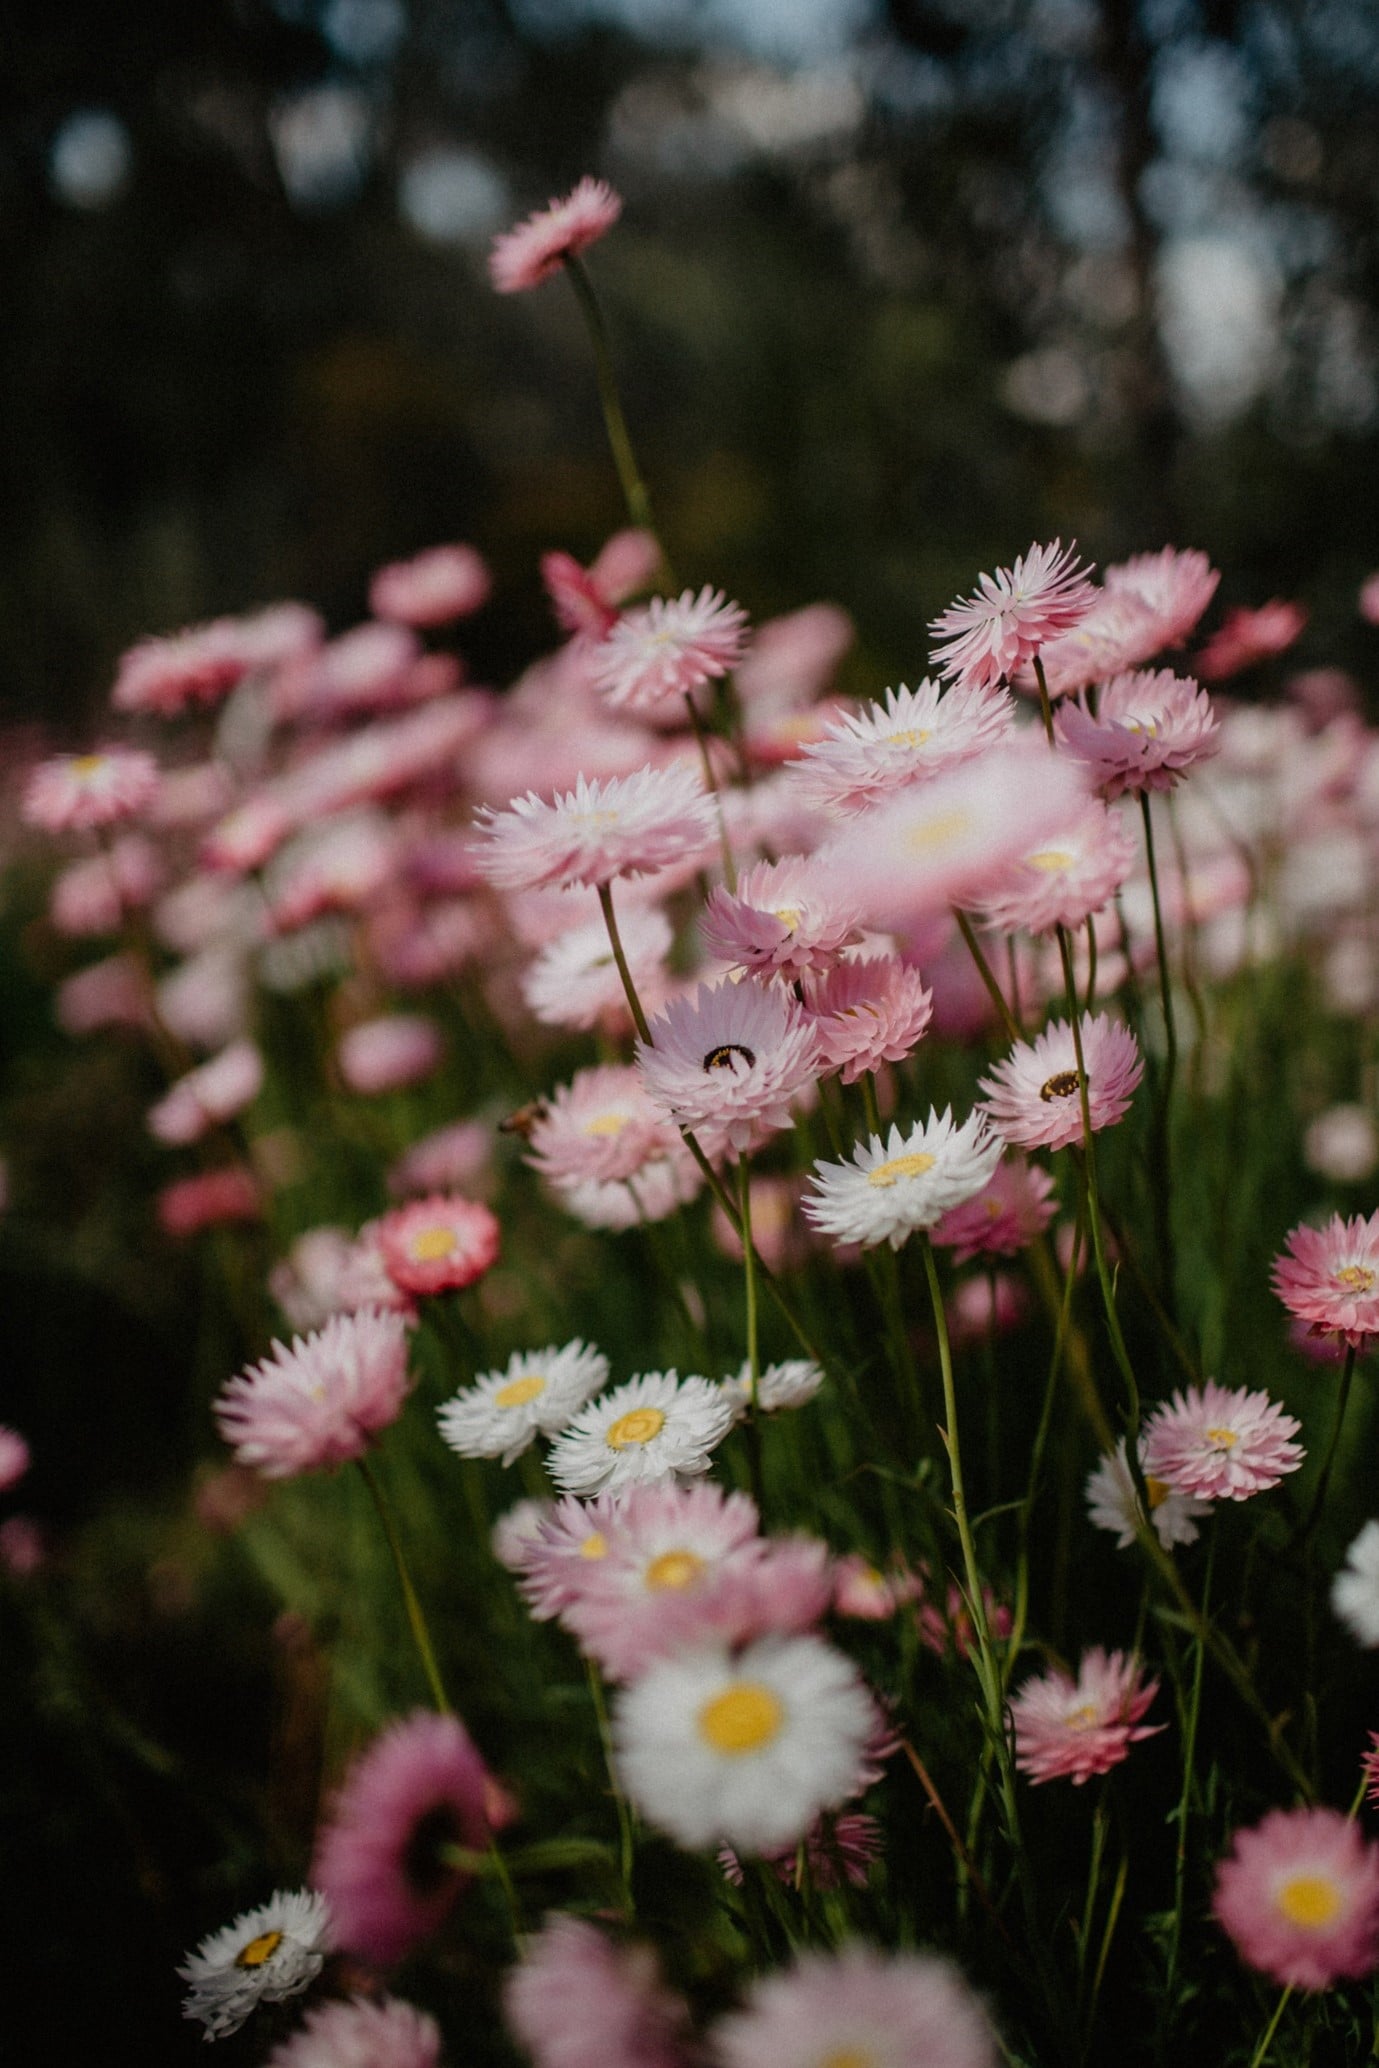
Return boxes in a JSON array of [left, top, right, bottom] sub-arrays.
[[12, 171, 1379, 2068]]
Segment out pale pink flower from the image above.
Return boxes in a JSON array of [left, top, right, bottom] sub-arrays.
[[711, 1945, 997, 2068], [490, 1497, 552, 1574], [733, 602, 854, 714], [931, 1155, 1057, 1261], [505, 1915, 691, 2068], [388, 1120, 492, 1200], [0, 1426, 31, 1493], [918, 1582, 1012, 1663], [555, 1480, 760, 1672], [787, 678, 1013, 816], [543, 529, 662, 639], [550, 1151, 703, 1231], [370, 543, 491, 626], [1102, 545, 1220, 650], [522, 904, 672, 1034], [201, 790, 296, 875], [741, 696, 853, 768], [1272, 1212, 1379, 1349], [375, 1194, 500, 1297], [157, 947, 250, 1051], [978, 1012, 1143, 1151], [111, 620, 249, 715], [214, 1310, 411, 1478], [232, 599, 326, 671], [337, 1015, 444, 1096], [367, 893, 488, 990], [1195, 599, 1307, 681], [489, 175, 623, 293], [23, 747, 160, 833], [1034, 589, 1164, 699], [50, 835, 162, 935], [1213, 1807, 1379, 1991], [803, 955, 934, 1084], [312, 1709, 506, 1964], [266, 1997, 441, 2068], [711, 1175, 811, 1273], [930, 541, 1096, 690], [701, 856, 862, 981], [832, 1553, 923, 1620], [0, 1516, 45, 1577], [821, 737, 1091, 929], [1141, 1381, 1304, 1502], [514, 1491, 626, 1619], [281, 692, 492, 819], [56, 953, 152, 1036], [1054, 669, 1220, 798], [476, 764, 717, 892], [594, 587, 749, 715], [276, 621, 421, 724], [636, 979, 822, 1155], [976, 799, 1137, 934], [528, 1064, 682, 1186], [1010, 1647, 1162, 1785], [267, 812, 400, 932], [157, 1166, 261, 1237], [270, 1226, 360, 1330], [148, 1039, 264, 1146], [944, 1272, 1028, 1346]]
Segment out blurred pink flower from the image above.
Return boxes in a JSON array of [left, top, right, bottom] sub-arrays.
[[542, 529, 661, 639], [50, 835, 162, 936], [370, 543, 491, 627], [0, 1426, 31, 1493], [111, 619, 250, 716], [214, 1311, 411, 1479], [702, 856, 862, 981], [489, 175, 623, 293], [976, 799, 1137, 934], [1010, 1647, 1161, 1784], [148, 1039, 264, 1146], [593, 586, 748, 714], [56, 953, 152, 1036], [1102, 545, 1220, 650], [157, 1167, 261, 1237], [1213, 1807, 1379, 1991], [711, 1946, 996, 2068], [388, 1120, 492, 1200], [788, 678, 1013, 817], [476, 765, 717, 893], [1195, 600, 1307, 680], [931, 1155, 1056, 1261], [336, 1014, 444, 1095], [505, 1915, 690, 2068], [527, 1064, 681, 1187], [23, 747, 159, 834], [266, 1996, 441, 2068]]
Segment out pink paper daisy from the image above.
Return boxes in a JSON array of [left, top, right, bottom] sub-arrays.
[[312, 1709, 505, 1965], [1054, 669, 1220, 798], [147, 1039, 265, 1147], [388, 1120, 492, 1200], [505, 1914, 691, 2068], [1271, 1212, 1379, 1349], [787, 677, 1014, 816], [475, 764, 717, 892], [336, 1015, 444, 1096], [832, 1554, 923, 1620], [489, 175, 623, 293], [267, 812, 400, 932], [527, 1064, 682, 1187], [636, 979, 823, 1155], [593, 586, 749, 715], [23, 747, 160, 834], [700, 856, 862, 981], [803, 954, 934, 1084], [978, 1012, 1144, 1151], [711, 1945, 997, 2068], [1034, 589, 1164, 700], [976, 799, 1137, 935], [374, 1194, 501, 1298], [523, 903, 672, 1034], [549, 1150, 704, 1232], [1213, 1806, 1379, 1991], [1196, 599, 1308, 681], [276, 622, 421, 724], [1010, 1647, 1162, 1785], [51, 834, 162, 936], [266, 1996, 441, 2068], [1102, 546, 1220, 650], [930, 1155, 1057, 1261], [542, 528, 662, 639], [720, 1811, 884, 1892], [512, 1491, 626, 1620], [369, 543, 491, 627], [157, 1166, 262, 1238], [111, 619, 249, 715], [1141, 1380, 1304, 1502], [214, 1310, 411, 1479], [930, 540, 1096, 691]]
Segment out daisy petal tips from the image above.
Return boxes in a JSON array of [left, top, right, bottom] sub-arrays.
[[804, 1110, 1004, 1251], [489, 176, 622, 293]]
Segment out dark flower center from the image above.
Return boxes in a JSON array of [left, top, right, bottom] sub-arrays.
[[703, 1043, 755, 1074], [1040, 1069, 1082, 1102], [403, 1803, 464, 1896]]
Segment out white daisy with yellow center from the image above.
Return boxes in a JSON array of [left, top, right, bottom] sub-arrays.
[[437, 1340, 609, 1467], [804, 1110, 1003, 1252], [178, 1888, 333, 2040], [614, 1633, 877, 1852], [720, 1358, 825, 1423], [547, 1369, 735, 1496], [1084, 1436, 1211, 1552]]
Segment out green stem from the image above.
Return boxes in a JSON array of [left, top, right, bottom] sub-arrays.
[[1139, 793, 1180, 1306], [685, 690, 737, 890], [1163, 1526, 1215, 2023], [1248, 1987, 1293, 2068], [738, 1154, 765, 1512], [586, 1658, 637, 1915], [1140, 792, 1179, 1099], [563, 254, 657, 536], [954, 910, 1023, 1045], [356, 1457, 451, 1715], [1293, 1342, 1359, 1550], [1033, 654, 1056, 744]]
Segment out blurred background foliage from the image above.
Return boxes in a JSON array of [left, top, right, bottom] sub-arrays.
[[6, 0, 1379, 2056]]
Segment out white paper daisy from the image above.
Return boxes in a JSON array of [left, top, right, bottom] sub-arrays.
[[546, 1370, 735, 1496], [178, 1887, 332, 2039], [1333, 1521, 1379, 1647], [803, 1110, 1003, 1252], [613, 1633, 877, 1853], [720, 1359, 825, 1422], [1084, 1436, 1210, 1551], [437, 1341, 610, 1467]]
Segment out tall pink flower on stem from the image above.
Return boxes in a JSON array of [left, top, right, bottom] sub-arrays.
[[1054, 669, 1220, 798], [214, 1311, 411, 1479], [978, 1012, 1143, 1151], [1141, 1380, 1303, 1502], [505, 1914, 691, 2068], [489, 176, 623, 293], [786, 677, 1013, 816], [1272, 1212, 1379, 1350], [375, 1194, 501, 1298], [312, 1709, 509, 1965], [1213, 1806, 1379, 1991], [975, 800, 1137, 935], [593, 586, 748, 716], [929, 540, 1096, 691], [1010, 1647, 1161, 1784]]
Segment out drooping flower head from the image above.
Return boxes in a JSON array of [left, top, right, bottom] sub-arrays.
[[787, 677, 1014, 817], [504, 1914, 691, 2068], [1010, 1647, 1162, 1785], [594, 587, 748, 714], [547, 1370, 735, 1497], [437, 1340, 610, 1467], [1102, 546, 1220, 650], [804, 1110, 1004, 1252], [930, 1155, 1057, 1262], [1213, 1806, 1379, 1991], [311, 1709, 508, 1965], [476, 765, 717, 893], [1141, 1380, 1304, 1502], [23, 748, 160, 834], [266, 1997, 442, 2068], [979, 1012, 1143, 1151], [701, 856, 863, 981], [1195, 599, 1307, 681], [489, 176, 623, 293], [375, 1194, 501, 1297], [178, 1887, 333, 2040], [930, 541, 1096, 690], [214, 1310, 411, 1479], [1054, 669, 1220, 798], [636, 979, 822, 1156], [710, 1944, 997, 2068], [1272, 1212, 1379, 1350]]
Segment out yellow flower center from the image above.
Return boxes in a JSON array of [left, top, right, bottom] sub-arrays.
[[773, 906, 803, 932], [1065, 1703, 1101, 1731], [1205, 1426, 1238, 1449], [235, 1930, 284, 1969], [573, 807, 621, 831], [1040, 1070, 1082, 1102], [1146, 1476, 1172, 1511], [606, 1407, 666, 1450], [1276, 1874, 1342, 1929], [644, 1548, 704, 1591], [494, 1374, 546, 1409], [697, 1680, 784, 1754], [579, 1531, 608, 1560], [887, 727, 932, 751], [904, 808, 970, 853], [72, 754, 109, 780], [1335, 1265, 1375, 1293], [583, 1111, 630, 1137], [1027, 849, 1074, 873], [867, 1151, 936, 1188], [821, 2051, 875, 2068], [409, 1224, 457, 1262], [1124, 716, 1159, 737]]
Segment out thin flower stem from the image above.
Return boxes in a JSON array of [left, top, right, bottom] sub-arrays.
[[1075, 1796, 1109, 2013], [598, 881, 655, 1045], [356, 1456, 451, 1715], [1139, 792, 1180, 1098], [1293, 1342, 1358, 1550], [738, 1154, 766, 1512], [585, 1657, 637, 1916], [685, 690, 738, 890], [1163, 1526, 1215, 2022], [1139, 792, 1180, 1306], [1248, 1986, 1293, 2068], [954, 910, 1023, 1046], [562, 254, 657, 537], [899, 1738, 1012, 1949], [1084, 915, 1098, 1013], [1033, 654, 1056, 744]]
